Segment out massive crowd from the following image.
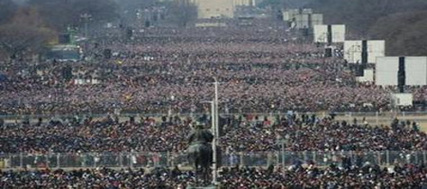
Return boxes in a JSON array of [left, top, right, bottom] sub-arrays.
[[0, 26, 397, 115], [1, 163, 426, 188], [0, 114, 424, 154], [1, 20, 427, 188]]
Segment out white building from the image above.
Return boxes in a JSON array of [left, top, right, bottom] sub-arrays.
[[191, 0, 255, 19]]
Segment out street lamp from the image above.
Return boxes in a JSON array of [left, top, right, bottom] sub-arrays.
[[200, 77, 221, 186], [201, 100, 218, 185], [213, 77, 219, 147]]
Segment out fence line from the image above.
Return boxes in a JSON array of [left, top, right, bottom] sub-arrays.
[[1, 151, 425, 169], [3, 111, 427, 126], [3, 110, 427, 118]]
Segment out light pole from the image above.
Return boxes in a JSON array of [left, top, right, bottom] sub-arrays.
[[212, 78, 222, 185], [201, 100, 217, 185], [276, 134, 289, 176], [203, 77, 221, 186], [214, 77, 219, 147]]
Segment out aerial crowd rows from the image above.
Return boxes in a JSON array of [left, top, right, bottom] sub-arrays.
[[1, 24, 427, 188], [2, 26, 426, 116]]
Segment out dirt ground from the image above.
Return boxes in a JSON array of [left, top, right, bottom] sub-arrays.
[[334, 115, 427, 132], [418, 122, 427, 132]]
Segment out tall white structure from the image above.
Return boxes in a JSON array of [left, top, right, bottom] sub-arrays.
[[375, 57, 399, 86], [313, 25, 345, 43], [404, 57, 427, 86], [283, 9, 312, 21], [294, 14, 323, 29], [344, 40, 385, 64], [375, 56, 427, 86], [283, 9, 323, 29]]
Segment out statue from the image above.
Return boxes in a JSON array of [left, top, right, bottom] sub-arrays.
[[187, 122, 214, 183]]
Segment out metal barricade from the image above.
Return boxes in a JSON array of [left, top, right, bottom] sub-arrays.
[[240, 152, 269, 167], [3, 151, 427, 169]]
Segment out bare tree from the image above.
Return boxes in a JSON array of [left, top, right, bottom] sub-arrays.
[[303, 0, 427, 55], [28, 0, 119, 31], [166, 0, 197, 27], [0, 8, 55, 61], [0, 0, 17, 24], [369, 11, 427, 56], [306, 0, 427, 37], [0, 24, 53, 60]]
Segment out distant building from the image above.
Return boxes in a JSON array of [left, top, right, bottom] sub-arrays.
[[159, 0, 256, 19], [190, 0, 255, 19]]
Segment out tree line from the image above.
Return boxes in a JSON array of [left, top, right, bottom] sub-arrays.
[[306, 0, 427, 56], [0, 0, 200, 61], [0, 0, 119, 61]]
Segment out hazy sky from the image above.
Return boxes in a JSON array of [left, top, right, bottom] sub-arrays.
[[12, 0, 27, 4]]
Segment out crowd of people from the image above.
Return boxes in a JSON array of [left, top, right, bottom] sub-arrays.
[[0, 26, 398, 115], [1, 163, 426, 188], [0, 114, 424, 154], [2, 19, 427, 187]]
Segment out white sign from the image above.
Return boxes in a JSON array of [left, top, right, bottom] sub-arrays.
[[283, 9, 313, 21], [313, 25, 346, 43], [344, 40, 385, 64], [392, 93, 413, 106], [375, 56, 427, 86], [375, 57, 399, 86], [405, 56, 427, 86]]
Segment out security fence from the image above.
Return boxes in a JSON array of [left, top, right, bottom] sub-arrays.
[[2, 111, 427, 125], [0, 151, 426, 169]]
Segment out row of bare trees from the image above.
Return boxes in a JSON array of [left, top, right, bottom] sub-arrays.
[[165, 0, 197, 27], [0, 0, 201, 61], [306, 0, 427, 56], [0, 4, 54, 61], [0, 0, 119, 61]]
